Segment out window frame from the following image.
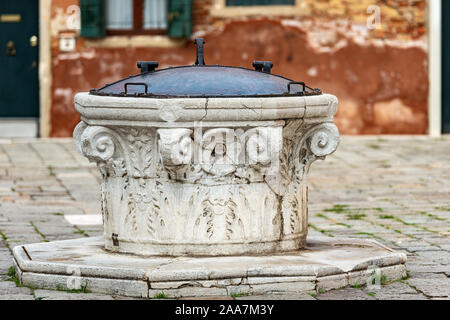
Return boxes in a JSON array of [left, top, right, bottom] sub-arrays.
[[225, 0, 295, 6], [210, 0, 301, 18], [105, 0, 167, 36]]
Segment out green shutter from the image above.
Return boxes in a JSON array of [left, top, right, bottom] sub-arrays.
[[80, 0, 105, 38], [168, 0, 192, 38]]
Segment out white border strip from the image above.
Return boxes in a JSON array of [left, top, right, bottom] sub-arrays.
[[428, 0, 442, 136], [64, 214, 103, 226]]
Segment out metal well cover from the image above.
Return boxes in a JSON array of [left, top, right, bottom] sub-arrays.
[[90, 39, 321, 98]]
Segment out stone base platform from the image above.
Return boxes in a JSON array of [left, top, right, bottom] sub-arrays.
[[12, 237, 407, 298]]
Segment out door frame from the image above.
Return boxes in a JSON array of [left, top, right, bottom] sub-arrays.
[[39, 0, 51, 137], [0, 0, 42, 135]]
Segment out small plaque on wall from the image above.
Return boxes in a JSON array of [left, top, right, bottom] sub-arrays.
[[59, 34, 76, 52]]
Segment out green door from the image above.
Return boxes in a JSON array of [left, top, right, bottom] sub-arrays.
[[443, 0, 450, 133], [0, 1, 39, 117]]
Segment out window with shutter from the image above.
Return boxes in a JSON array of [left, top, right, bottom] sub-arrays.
[[80, 0, 106, 38], [104, 0, 169, 35], [81, 0, 178, 37]]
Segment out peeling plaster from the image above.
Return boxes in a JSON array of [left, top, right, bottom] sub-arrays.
[[51, 5, 80, 37], [49, 18, 428, 136], [281, 19, 427, 51]]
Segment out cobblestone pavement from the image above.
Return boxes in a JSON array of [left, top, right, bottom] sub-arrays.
[[0, 136, 449, 300]]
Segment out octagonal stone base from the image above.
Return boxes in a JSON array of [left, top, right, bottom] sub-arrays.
[[13, 237, 406, 298]]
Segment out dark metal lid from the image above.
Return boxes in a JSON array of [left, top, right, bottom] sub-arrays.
[[90, 39, 321, 98]]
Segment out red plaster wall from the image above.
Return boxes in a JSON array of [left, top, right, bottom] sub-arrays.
[[49, 1, 428, 137]]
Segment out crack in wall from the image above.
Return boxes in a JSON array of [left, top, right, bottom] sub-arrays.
[[200, 98, 209, 122]]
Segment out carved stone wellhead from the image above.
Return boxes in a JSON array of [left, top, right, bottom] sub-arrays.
[[73, 42, 339, 255], [74, 93, 339, 256]]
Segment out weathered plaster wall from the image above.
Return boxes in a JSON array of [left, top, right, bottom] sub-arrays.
[[49, 0, 428, 137]]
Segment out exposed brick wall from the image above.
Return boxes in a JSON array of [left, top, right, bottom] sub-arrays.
[[48, 0, 428, 137], [304, 0, 425, 38], [193, 0, 214, 29], [193, 0, 426, 40]]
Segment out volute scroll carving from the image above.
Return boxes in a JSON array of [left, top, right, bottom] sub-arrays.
[[73, 122, 131, 179], [75, 123, 120, 163], [293, 123, 339, 178], [308, 123, 340, 158]]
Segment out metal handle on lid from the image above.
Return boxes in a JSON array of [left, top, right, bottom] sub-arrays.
[[194, 38, 205, 66], [124, 82, 148, 95], [253, 61, 273, 73], [137, 61, 158, 73], [287, 81, 305, 94]]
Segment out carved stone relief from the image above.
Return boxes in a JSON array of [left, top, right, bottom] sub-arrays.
[[73, 95, 339, 256]]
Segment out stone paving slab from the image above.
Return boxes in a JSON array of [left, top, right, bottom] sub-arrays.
[[316, 287, 375, 300], [235, 293, 315, 300], [0, 281, 33, 295], [363, 282, 428, 300], [407, 276, 450, 298], [0, 294, 35, 300], [0, 136, 449, 299], [33, 289, 114, 300]]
